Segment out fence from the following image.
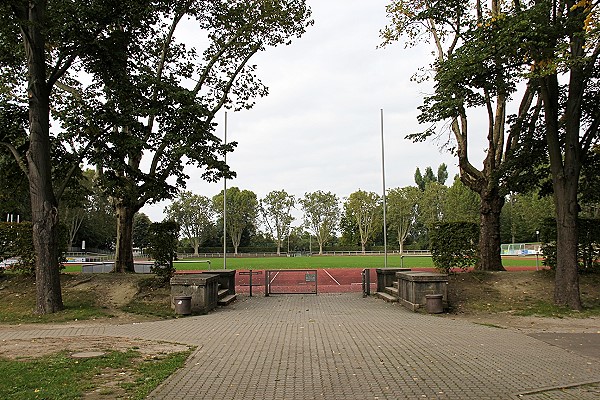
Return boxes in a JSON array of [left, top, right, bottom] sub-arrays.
[[179, 250, 431, 259]]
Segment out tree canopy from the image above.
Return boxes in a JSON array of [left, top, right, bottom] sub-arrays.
[[260, 190, 295, 255], [300, 191, 340, 255]]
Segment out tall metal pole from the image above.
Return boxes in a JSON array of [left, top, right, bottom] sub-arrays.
[[223, 112, 227, 270], [380, 109, 388, 268]]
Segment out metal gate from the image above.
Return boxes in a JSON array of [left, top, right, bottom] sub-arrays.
[[265, 269, 318, 296]]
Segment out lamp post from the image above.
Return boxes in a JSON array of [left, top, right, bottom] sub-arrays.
[[223, 111, 227, 270], [535, 230, 540, 271], [380, 109, 387, 268]]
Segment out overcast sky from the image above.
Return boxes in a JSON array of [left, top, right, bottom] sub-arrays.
[[142, 0, 486, 222]]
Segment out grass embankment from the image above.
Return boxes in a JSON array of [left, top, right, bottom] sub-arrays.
[[0, 273, 192, 399]]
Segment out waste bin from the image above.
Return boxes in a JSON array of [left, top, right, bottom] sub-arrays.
[[173, 295, 192, 315], [425, 294, 444, 314]]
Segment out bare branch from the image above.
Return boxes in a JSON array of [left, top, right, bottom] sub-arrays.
[[47, 53, 78, 89], [55, 128, 109, 200], [206, 44, 261, 121], [55, 80, 82, 99], [505, 83, 536, 155], [146, 4, 192, 139], [0, 142, 28, 175]]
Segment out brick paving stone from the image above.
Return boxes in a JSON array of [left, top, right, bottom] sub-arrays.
[[0, 293, 598, 399]]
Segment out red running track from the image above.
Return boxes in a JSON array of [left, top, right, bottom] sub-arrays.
[[236, 268, 373, 294], [234, 266, 548, 294]]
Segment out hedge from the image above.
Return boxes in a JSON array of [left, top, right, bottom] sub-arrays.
[[430, 222, 479, 273]]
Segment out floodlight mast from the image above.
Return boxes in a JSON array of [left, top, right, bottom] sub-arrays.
[[223, 111, 227, 270], [380, 109, 388, 269]]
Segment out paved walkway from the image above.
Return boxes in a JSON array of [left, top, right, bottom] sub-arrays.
[[0, 294, 598, 399]]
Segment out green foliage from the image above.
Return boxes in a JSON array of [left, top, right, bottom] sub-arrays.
[[414, 164, 448, 191], [419, 181, 447, 229], [444, 176, 479, 224], [132, 213, 152, 250], [343, 190, 381, 252], [580, 147, 600, 218], [0, 103, 29, 218], [213, 187, 258, 254], [501, 191, 554, 243], [165, 192, 214, 255], [430, 222, 479, 273], [0, 222, 35, 274], [148, 221, 179, 283], [387, 186, 420, 252], [299, 191, 341, 254], [541, 218, 600, 271], [260, 190, 295, 254]]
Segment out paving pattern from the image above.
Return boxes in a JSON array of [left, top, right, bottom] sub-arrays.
[[0, 293, 598, 399]]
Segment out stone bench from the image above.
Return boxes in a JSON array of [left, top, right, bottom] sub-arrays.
[[396, 271, 448, 312], [170, 274, 219, 315], [375, 268, 411, 292], [197, 269, 236, 296]]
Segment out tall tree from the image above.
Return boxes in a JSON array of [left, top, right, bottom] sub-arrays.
[[415, 164, 448, 191], [382, 1, 540, 271], [343, 190, 381, 254], [300, 191, 340, 255], [530, 0, 599, 309], [165, 191, 214, 256], [387, 186, 420, 254], [260, 190, 295, 255], [213, 187, 258, 254], [2, 1, 149, 313], [55, 1, 312, 272]]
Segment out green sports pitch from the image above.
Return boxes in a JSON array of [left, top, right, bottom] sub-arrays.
[[61, 255, 542, 273], [171, 255, 541, 271]]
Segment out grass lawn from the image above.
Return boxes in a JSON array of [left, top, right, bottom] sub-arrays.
[[172, 255, 541, 271], [0, 349, 192, 400], [61, 255, 542, 273]]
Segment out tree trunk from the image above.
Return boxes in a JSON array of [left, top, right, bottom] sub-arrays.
[[552, 175, 582, 309], [230, 230, 241, 255], [477, 189, 505, 271], [539, 60, 584, 310], [193, 241, 199, 257], [23, 1, 64, 313], [114, 201, 136, 272], [29, 154, 64, 313], [398, 232, 404, 255], [361, 243, 366, 254]]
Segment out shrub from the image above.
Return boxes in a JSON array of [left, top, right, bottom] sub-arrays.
[[430, 222, 479, 274], [148, 221, 179, 284], [0, 222, 35, 274]]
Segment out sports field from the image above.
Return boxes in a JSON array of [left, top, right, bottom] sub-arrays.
[[61, 254, 543, 273], [173, 255, 542, 271]]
